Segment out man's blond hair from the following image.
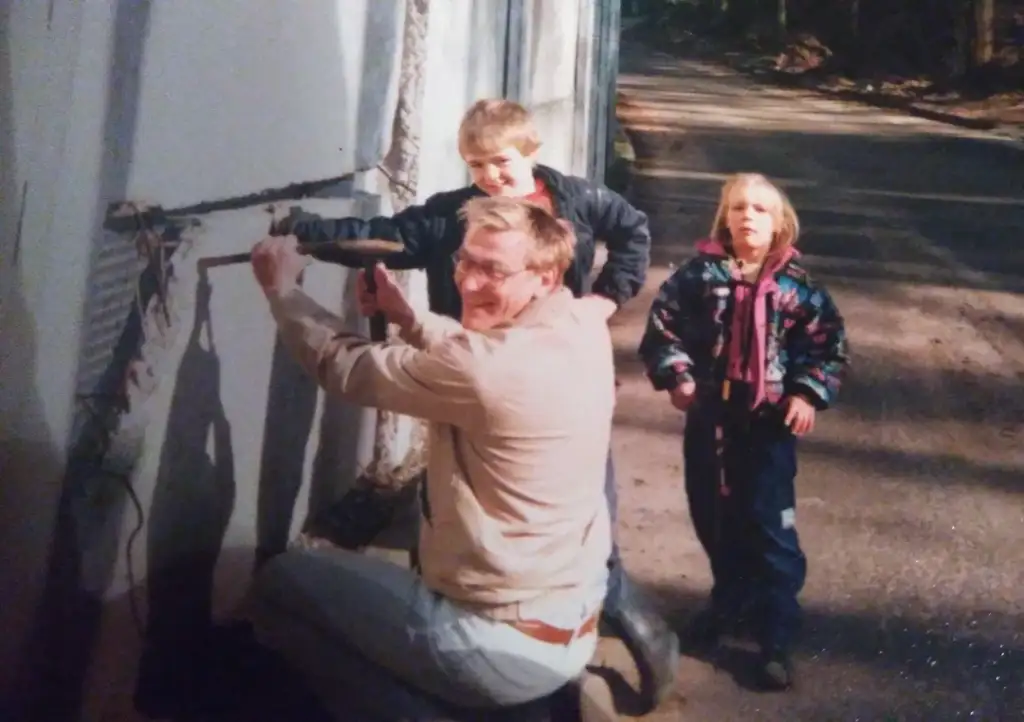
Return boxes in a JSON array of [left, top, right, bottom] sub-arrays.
[[458, 99, 542, 158], [710, 173, 800, 257], [459, 196, 575, 277]]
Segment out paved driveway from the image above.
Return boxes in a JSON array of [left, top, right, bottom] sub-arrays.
[[598, 38, 1024, 722]]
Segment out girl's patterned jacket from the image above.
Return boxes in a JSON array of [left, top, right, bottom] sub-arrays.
[[638, 239, 850, 410]]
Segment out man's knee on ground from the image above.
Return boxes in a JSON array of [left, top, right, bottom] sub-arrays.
[[250, 549, 305, 607], [247, 548, 345, 645]]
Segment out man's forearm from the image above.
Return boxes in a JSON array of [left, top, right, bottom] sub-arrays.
[[266, 286, 370, 392], [265, 287, 482, 427], [397, 311, 465, 350]]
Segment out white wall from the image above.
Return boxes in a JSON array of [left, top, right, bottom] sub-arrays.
[[82, 200, 376, 722], [108, 199, 376, 603], [519, 0, 588, 173], [0, 1, 116, 710], [125, 0, 404, 208], [0, 1, 402, 716], [0, 0, 611, 719], [418, 0, 511, 195]]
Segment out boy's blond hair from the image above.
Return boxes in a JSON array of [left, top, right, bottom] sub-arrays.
[[459, 196, 575, 277], [710, 173, 800, 257], [457, 99, 542, 158]]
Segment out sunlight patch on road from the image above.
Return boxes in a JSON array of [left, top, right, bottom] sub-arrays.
[[617, 69, 1015, 143], [840, 294, 1012, 371], [622, 98, 934, 130]]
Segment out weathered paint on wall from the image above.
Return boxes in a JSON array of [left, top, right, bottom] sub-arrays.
[[81, 200, 376, 722]]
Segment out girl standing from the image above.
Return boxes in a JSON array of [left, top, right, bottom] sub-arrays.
[[638, 173, 849, 690]]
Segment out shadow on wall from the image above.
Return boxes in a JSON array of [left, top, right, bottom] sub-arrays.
[[254, 0, 406, 568], [253, 333, 319, 569], [133, 268, 237, 716], [253, 269, 366, 569], [4, 2, 154, 721], [10, 0, 410, 717], [0, 298, 59, 716], [0, 8, 58, 720], [135, 2, 401, 718], [305, 269, 368, 518]]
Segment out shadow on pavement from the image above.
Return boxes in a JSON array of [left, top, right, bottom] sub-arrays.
[[631, 580, 1022, 721], [610, 36, 1024, 722]]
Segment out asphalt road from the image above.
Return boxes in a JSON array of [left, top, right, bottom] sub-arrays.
[[600, 38, 1024, 722]]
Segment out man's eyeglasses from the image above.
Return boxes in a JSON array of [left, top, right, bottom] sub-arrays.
[[454, 251, 529, 284]]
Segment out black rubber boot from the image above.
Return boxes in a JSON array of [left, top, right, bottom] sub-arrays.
[[601, 564, 680, 712], [681, 606, 727, 653]]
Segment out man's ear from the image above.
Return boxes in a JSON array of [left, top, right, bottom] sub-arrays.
[[537, 267, 560, 291]]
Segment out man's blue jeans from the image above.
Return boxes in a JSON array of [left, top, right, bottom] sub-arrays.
[[250, 547, 605, 719]]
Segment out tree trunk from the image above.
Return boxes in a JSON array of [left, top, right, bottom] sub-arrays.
[[777, 0, 787, 39], [950, 0, 971, 79], [972, 0, 995, 67]]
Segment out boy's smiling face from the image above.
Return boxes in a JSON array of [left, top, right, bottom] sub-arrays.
[[462, 145, 537, 198]]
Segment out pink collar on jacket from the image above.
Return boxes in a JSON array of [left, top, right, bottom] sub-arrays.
[[696, 238, 797, 408]]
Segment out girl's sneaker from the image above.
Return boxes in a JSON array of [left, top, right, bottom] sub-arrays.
[[758, 647, 794, 691]]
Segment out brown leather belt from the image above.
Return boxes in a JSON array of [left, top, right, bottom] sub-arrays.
[[507, 610, 600, 646]]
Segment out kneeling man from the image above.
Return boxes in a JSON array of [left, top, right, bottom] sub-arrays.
[[249, 197, 621, 718]]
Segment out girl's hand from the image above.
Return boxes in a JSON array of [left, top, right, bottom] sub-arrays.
[[669, 380, 697, 412], [784, 395, 816, 436]]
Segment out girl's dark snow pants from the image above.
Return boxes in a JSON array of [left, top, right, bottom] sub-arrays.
[[683, 398, 807, 653]]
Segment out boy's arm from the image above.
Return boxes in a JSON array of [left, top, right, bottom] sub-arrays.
[[267, 288, 484, 427], [273, 192, 461, 270], [583, 183, 652, 307], [786, 285, 850, 410], [638, 264, 701, 391]]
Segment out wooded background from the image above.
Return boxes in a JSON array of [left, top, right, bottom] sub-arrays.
[[633, 0, 1023, 87]]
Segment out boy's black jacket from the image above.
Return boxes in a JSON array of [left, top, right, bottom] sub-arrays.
[[275, 164, 651, 320]]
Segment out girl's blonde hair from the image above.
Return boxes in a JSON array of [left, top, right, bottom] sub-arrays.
[[709, 173, 800, 257]]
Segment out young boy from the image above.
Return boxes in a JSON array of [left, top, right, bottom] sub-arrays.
[[276, 99, 649, 320], [273, 99, 678, 710]]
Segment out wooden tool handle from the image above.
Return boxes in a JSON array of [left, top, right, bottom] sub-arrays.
[[363, 260, 388, 341]]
